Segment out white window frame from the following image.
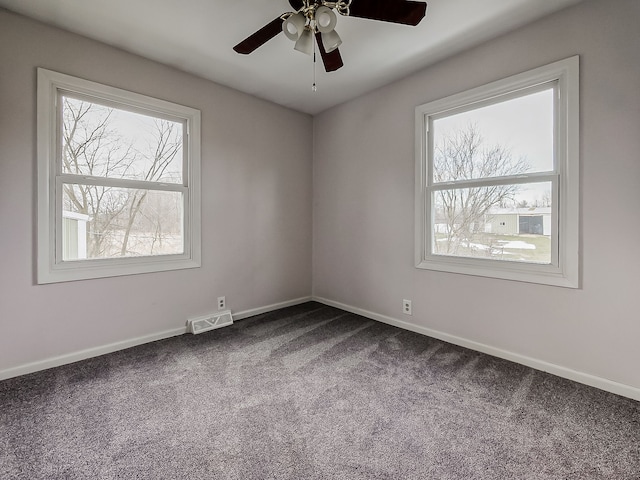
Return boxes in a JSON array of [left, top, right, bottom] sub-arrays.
[[414, 57, 579, 288], [37, 68, 201, 284]]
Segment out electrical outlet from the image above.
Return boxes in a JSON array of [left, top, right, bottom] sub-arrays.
[[403, 299, 412, 316], [217, 296, 226, 310]]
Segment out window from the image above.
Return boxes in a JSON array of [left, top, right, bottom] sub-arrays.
[[37, 69, 201, 283], [415, 57, 579, 287]]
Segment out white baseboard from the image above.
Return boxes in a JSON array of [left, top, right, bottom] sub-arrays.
[[233, 296, 313, 321], [0, 326, 187, 382], [0, 296, 313, 382], [313, 296, 640, 402]]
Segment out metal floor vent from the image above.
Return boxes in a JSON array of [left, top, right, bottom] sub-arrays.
[[187, 310, 233, 334]]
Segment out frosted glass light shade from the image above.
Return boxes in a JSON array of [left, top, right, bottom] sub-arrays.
[[321, 30, 342, 53], [283, 13, 306, 41], [294, 29, 314, 55], [315, 6, 337, 33]]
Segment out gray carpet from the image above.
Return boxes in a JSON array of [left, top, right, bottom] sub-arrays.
[[1, 302, 639, 479]]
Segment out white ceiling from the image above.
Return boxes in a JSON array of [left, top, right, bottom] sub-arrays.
[[0, 0, 583, 114]]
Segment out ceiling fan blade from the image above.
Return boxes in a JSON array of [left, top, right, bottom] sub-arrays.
[[233, 17, 285, 54], [347, 0, 427, 26], [288, 0, 304, 10], [315, 33, 343, 72]]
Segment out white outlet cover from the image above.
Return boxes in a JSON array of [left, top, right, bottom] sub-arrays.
[[403, 300, 412, 315]]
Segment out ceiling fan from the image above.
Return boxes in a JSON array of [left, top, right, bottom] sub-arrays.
[[233, 0, 427, 73]]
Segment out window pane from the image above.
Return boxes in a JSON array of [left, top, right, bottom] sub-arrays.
[[63, 184, 184, 260], [432, 88, 554, 183], [61, 96, 183, 183], [432, 182, 552, 264]]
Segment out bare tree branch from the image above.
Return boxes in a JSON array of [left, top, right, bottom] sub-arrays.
[[433, 124, 530, 254]]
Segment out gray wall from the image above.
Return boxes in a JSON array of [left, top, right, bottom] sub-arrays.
[[313, 0, 640, 391], [0, 10, 313, 372]]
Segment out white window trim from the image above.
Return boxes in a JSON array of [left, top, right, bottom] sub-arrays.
[[37, 68, 201, 284], [414, 56, 579, 288]]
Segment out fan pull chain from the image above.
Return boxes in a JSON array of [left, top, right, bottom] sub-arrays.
[[312, 35, 317, 92]]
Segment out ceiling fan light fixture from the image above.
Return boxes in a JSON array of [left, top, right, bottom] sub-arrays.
[[235, 0, 428, 72], [321, 29, 342, 53], [294, 28, 314, 55], [283, 12, 306, 41], [315, 6, 337, 33]]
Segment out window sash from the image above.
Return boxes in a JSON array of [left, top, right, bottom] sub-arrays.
[[57, 174, 188, 192], [57, 91, 189, 186], [427, 172, 557, 191], [427, 82, 558, 184], [55, 178, 190, 264], [425, 178, 559, 267]]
